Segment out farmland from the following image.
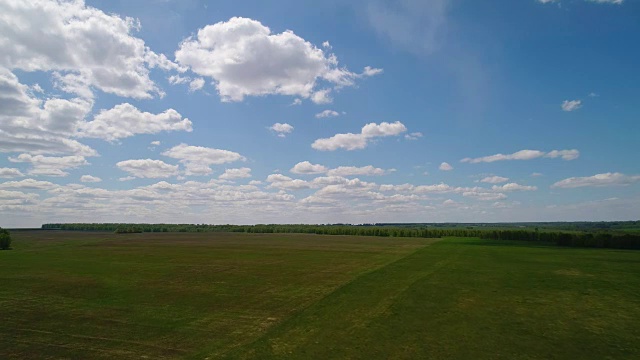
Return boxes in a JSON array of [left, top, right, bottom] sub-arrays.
[[1, 231, 639, 359]]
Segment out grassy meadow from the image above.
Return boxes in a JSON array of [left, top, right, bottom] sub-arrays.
[[1, 231, 639, 359]]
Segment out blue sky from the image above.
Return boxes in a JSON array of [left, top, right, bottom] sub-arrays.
[[1, 0, 639, 227]]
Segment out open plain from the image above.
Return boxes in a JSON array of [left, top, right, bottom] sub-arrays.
[[1, 231, 639, 359]]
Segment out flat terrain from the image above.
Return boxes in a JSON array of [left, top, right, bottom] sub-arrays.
[[1, 231, 639, 359]]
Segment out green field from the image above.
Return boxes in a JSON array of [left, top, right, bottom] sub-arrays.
[[1, 231, 639, 359]]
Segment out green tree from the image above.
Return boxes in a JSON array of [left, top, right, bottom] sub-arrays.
[[0, 228, 11, 250]]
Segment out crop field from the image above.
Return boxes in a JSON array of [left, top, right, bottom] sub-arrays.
[[1, 231, 639, 359]]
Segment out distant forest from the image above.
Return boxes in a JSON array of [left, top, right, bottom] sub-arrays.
[[41, 222, 640, 250]]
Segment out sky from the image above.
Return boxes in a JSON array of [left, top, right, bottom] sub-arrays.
[[0, 0, 639, 228]]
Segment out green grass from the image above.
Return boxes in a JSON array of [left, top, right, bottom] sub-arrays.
[[1, 232, 639, 359]]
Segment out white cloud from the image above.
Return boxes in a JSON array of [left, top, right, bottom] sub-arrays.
[[539, 0, 622, 5], [290, 161, 328, 175], [0, 168, 24, 178], [311, 89, 333, 104], [463, 191, 507, 201], [361, 122, 407, 137], [531, 172, 543, 177], [552, 173, 640, 188], [0, 189, 38, 205], [414, 183, 456, 193], [439, 162, 453, 171], [491, 183, 537, 192], [327, 166, 387, 177], [315, 110, 340, 118], [189, 78, 205, 92], [266, 174, 312, 190], [0, 178, 58, 190], [404, 132, 423, 140], [312, 133, 367, 151], [312, 121, 407, 151], [362, 66, 384, 77], [80, 175, 102, 183], [162, 144, 245, 176], [0, 0, 180, 99], [175, 17, 377, 102], [31, 83, 44, 93], [270, 123, 294, 138], [219, 168, 252, 180], [587, 0, 623, 4], [461, 149, 579, 163], [291, 98, 302, 106], [8, 154, 88, 177], [116, 159, 179, 179], [150, 141, 161, 146], [480, 176, 509, 184], [545, 149, 580, 161], [0, 68, 96, 156], [561, 100, 582, 112], [77, 103, 192, 141], [168, 75, 190, 85]]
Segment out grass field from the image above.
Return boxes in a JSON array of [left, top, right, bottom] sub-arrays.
[[1, 231, 639, 359]]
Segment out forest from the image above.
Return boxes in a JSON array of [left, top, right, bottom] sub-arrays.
[[40, 222, 640, 250]]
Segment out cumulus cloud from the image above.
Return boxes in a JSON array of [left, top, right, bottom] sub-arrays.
[[77, 103, 192, 141], [219, 168, 252, 180], [315, 110, 340, 118], [561, 100, 582, 112], [290, 161, 328, 175], [189, 78, 205, 92], [311, 89, 333, 104], [0, 178, 58, 190], [168, 75, 190, 85], [463, 191, 507, 201], [439, 162, 453, 171], [491, 183, 537, 192], [0, 168, 24, 178], [312, 121, 407, 151], [545, 149, 580, 161], [540, 0, 622, 5], [0, 189, 38, 205], [270, 123, 294, 138], [0, 0, 180, 99], [404, 132, 423, 140], [116, 159, 179, 179], [461, 149, 579, 163], [162, 143, 245, 176], [8, 154, 89, 177], [174, 17, 380, 102], [362, 66, 384, 76], [587, 0, 623, 4], [0, 68, 96, 156], [552, 173, 640, 188], [327, 166, 387, 177], [80, 175, 102, 183], [266, 174, 312, 190], [480, 176, 509, 184]]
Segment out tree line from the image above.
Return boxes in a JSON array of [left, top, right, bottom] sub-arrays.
[[40, 223, 640, 250]]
